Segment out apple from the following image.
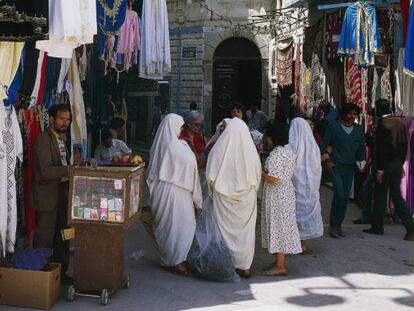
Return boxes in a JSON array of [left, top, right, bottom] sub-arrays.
[[112, 156, 120, 163]]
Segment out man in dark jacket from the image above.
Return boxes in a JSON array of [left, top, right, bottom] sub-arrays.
[[32, 104, 73, 283], [364, 99, 414, 241]]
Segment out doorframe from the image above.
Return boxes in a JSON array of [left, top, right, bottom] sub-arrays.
[[203, 29, 270, 134]]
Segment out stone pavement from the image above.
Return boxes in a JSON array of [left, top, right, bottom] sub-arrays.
[[4, 186, 414, 310]]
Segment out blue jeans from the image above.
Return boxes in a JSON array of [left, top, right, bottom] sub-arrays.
[[330, 165, 355, 226]]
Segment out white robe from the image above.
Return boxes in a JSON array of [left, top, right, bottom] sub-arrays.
[[139, 0, 171, 79], [289, 118, 324, 240], [0, 106, 23, 256], [36, 0, 97, 59], [147, 114, 202, 266], [207, 118, 262, 270]]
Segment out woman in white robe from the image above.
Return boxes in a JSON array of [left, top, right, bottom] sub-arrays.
[[289, 118, 324, 253], [147, 114, 202, 276], [206, 118, 262, 278]]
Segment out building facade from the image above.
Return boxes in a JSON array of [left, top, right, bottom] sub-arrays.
[[167, 0, 277, 133]]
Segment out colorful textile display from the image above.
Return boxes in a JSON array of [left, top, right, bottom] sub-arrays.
[[404, 1, 414, 77], [276, 39, 294, 87], [139, 0, 171, 79], [338, 2, 382, 66], [326, 10, 344, 60], [97, 0, 128, 59], [344, 59, 362, 107]]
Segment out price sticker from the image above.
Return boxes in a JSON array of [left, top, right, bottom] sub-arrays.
[[114, 180, 123, 190]]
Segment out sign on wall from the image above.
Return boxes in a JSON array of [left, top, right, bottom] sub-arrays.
[[182, 46, 197, 59]]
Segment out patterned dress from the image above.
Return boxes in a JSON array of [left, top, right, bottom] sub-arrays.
[[261, 146, 302, 254]]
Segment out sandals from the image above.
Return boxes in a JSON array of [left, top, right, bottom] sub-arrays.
[[262, 268, 288, 277], [236, 269, 252, 279], [171, 267, 194, 278]]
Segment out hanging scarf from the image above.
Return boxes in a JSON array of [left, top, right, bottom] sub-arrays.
[[276, 39, 293, 87], [338, 3, 382, 66]]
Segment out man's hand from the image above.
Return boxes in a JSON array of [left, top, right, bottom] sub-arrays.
[[376, 171, 384, 183]]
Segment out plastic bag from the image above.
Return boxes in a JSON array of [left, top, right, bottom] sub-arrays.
[[187, 197, 240, 283]]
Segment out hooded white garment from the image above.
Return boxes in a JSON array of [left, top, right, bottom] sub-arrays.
[[147, 114, 202, 266], [289, 118, 324, 240], [206, 118, 262, 270], [205, 118, 232, 151]]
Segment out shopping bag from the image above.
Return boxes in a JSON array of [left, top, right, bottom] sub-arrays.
[[187, 197, 240, 283]]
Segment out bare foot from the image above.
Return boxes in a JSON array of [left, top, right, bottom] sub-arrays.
[[263, 267, 288, 276]]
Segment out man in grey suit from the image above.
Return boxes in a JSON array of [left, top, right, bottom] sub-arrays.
[[32, 104, 73, 284]]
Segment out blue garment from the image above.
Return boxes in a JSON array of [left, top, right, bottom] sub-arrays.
[[331, 165, 355, 226], [7, 248, 53, 271], [338, 3, 382, 66], [4, 45, 25, 107], [96, 0, 127, 58], [404, 2, 414, 77]]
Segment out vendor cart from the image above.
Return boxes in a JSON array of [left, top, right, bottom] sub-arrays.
[[66, 164, 145, 305]]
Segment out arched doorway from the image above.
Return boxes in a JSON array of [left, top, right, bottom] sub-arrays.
[[212, 37, 262, 128]]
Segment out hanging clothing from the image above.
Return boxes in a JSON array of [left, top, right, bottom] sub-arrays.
[[404, 1, 414, 77], [139, 0, 171, 80], [0, 1, 48, 41], [338, 2, 382, 66], [261, 146, 302, 255], [67, 53, 88, 154], [0, 106, 23, 256], [108, 9, 141, 71], [36, 0, 97, 59], [0, 42, 25, 102], [147, 114, 202, 266], [344, 59, 362, 107], [206, 118, 262, 270], [97, 0, 127, 59], [276, 39, 294, 87], [395, 48, 414, 115], [326, 9, 344, 61], [288, 118, 323, 240]]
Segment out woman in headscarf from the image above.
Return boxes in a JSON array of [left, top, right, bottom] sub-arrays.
[[204, 118, 231, 154], [289, 118, 324, 253], [206, 118, 262, 278], [147, 114, 203, 277]]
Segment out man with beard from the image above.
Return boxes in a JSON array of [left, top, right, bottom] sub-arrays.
[[32, 104, 73, 284]]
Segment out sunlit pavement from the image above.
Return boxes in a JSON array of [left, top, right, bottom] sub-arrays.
[[4, 185, 414, 310]]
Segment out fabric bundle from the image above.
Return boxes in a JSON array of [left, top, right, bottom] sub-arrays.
[[338, 2, 382, 66]]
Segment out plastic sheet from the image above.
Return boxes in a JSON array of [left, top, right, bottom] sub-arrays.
[[187, 197, 240, 283]]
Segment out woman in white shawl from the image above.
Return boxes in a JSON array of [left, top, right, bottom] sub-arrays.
[[147, 114, 203, 276], [289, 118, 324, 253], [206, 118, 262, 278]]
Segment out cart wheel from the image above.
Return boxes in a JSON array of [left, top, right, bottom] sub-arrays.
[[67, 285, 76, 302], [122, 274, 131, 289], [100, 289, 109, 306]]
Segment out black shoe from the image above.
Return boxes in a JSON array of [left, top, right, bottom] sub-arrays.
[[403, 231, 414, 241], [362, 228, 384, 235], [353, 218, 370, 225], [61, 274, 74, 285]]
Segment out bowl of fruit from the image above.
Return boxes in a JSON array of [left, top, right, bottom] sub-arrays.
[[111, 154, 143, 166]]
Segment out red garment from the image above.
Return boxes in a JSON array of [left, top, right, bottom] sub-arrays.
[[402, 0, 410, 46], [36, 53, 48, 106], [179, 130, 205, 155], [23, 109, 41, 246], [344, 59, 362, 107]]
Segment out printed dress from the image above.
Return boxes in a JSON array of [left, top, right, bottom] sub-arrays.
[[261, 146, 302, 254]]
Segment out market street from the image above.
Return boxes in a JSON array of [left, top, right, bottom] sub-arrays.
[[4, 185, 414, 311]]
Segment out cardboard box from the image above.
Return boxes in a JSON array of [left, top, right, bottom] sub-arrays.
[[0, 261, 61, 310]]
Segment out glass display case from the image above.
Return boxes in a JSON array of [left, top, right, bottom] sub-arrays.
[[68, 164, 145, 228]]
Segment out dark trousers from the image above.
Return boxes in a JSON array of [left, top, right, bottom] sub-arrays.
[[361, 167, 375, 221], [372, 159, 414, 233], [33, 183, 69, 273], [330, 165, 355, 226]]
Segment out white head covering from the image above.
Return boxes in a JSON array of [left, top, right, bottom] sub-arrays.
[[207, 118, 262, 197], [288, 118, 322, 195], [147, 114, 202, 208], [205, 118, 232, 150]]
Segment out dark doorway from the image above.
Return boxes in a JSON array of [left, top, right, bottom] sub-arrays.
[[212, 37, 262, 128]]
